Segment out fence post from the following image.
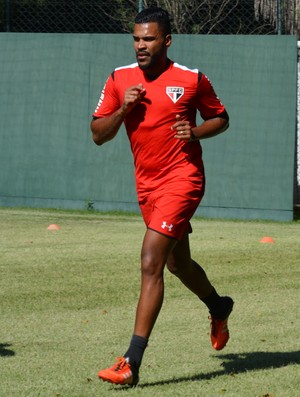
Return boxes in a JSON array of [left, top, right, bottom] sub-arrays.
[[138, 0, 143, 13], [277, 0, 282, 35], [5, 0, 10, 32]]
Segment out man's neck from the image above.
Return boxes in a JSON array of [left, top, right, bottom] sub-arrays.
[[144, 59, 171, 81]]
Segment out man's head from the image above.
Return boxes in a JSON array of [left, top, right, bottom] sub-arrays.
[[133, 7, 172, 77], [134, 7, 171, 37]]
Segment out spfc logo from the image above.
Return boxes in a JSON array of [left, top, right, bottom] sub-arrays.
[[166, 87, 184, 103]]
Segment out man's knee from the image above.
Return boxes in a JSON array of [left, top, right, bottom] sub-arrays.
[[141, 251, 164, 277], [166, 257, 181, 276], [140, 228, 176, 278]]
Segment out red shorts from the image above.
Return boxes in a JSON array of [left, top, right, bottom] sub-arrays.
[[139, 178, 205, 240]]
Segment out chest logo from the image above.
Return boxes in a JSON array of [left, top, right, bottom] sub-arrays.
[[166, 87, 184, 103]]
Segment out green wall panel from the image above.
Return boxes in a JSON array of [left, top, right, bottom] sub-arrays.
[[0, 33, 297, 220]]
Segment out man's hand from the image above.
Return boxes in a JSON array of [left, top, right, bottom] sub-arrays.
[[121, 83, 146, 117], [172, 113, 229, 142], [91, 83, 146, 146], [172, 114, 195, 142]]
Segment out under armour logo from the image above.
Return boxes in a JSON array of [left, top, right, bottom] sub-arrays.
[[161, 221, 173, 231]]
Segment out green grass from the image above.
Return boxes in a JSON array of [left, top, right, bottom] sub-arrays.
[[0, 207, 299, 397]]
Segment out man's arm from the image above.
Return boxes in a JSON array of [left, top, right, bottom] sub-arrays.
[[91, 83, 146, 146], [191, 116, 229, 140], [90, 109, 125, 146]]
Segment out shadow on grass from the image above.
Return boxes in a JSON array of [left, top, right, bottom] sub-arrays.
[[137, 350, 300, 388], [0, 343, 15, 357]]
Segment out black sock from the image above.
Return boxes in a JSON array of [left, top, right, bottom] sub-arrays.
[[124, 335, 148, 369], [200, 288, 224, 318]]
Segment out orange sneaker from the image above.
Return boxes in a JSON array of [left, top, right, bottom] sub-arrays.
[[209, 297, 234, 351], [98, 357, 139, 386]]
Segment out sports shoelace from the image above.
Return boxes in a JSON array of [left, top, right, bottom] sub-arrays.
[[114, 357, 129, 371]]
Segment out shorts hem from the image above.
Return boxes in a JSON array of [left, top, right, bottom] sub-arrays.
[[147, 227, 179, 241]]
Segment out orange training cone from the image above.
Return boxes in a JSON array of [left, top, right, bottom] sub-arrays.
[[47, 224, 61, 231], [260, 236, 275, 243]]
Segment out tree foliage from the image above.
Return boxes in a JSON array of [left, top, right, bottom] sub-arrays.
[[103, 0, 299, 35], [0, 0, 298, 36], [254, 0, 300, 36]]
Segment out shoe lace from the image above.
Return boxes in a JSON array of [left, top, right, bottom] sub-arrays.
[[209, 316, 217, 336], [209, 315, 228, 336], [114, 357, 129, 371]]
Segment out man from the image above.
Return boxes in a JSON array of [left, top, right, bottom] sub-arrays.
[[91, 6, 233, 387]]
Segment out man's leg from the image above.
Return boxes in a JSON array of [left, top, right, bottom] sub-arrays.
[[166, 232, 233, 350], [133, 228, 177, 338], [166, 232, 213, 298], [98, 228, 177, 385]]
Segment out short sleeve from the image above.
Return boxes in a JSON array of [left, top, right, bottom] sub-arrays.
[[93, 73, 120, 118], [195, 74, 228, 121]]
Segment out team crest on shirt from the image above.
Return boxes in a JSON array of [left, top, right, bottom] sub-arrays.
[[166, 87, 184, 103]]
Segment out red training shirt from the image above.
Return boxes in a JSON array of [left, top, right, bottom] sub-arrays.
[[93, 60, 227, 201]]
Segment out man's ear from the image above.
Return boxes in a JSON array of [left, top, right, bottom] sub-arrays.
[[165, 34, 172, 48]]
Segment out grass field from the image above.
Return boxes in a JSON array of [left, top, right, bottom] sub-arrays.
[[0, 208, 299, 397]]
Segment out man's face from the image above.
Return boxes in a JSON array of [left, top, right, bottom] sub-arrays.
[[133, 22, 171, 73]]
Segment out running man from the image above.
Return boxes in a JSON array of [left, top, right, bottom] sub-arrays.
[[91, 6, 234, 386]]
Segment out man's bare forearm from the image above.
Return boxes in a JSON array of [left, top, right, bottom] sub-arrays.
[[191, 117, 229, 140], [90, 108, 125, 146]]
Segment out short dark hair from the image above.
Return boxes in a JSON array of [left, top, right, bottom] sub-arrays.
[[135, 7, 171, 36]]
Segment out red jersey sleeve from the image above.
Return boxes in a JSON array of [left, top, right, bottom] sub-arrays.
[[93, 73, 120, 118], [196, 74, 228, 121]]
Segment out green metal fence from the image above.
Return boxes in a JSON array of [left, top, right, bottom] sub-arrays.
[[1, 0, 298, 36]]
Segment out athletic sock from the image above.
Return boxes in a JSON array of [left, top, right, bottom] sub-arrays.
[[200, 288, 228, 319], [124, 334, 148, 369]]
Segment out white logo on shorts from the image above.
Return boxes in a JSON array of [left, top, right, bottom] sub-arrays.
[[161, 221, 174, 232]]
